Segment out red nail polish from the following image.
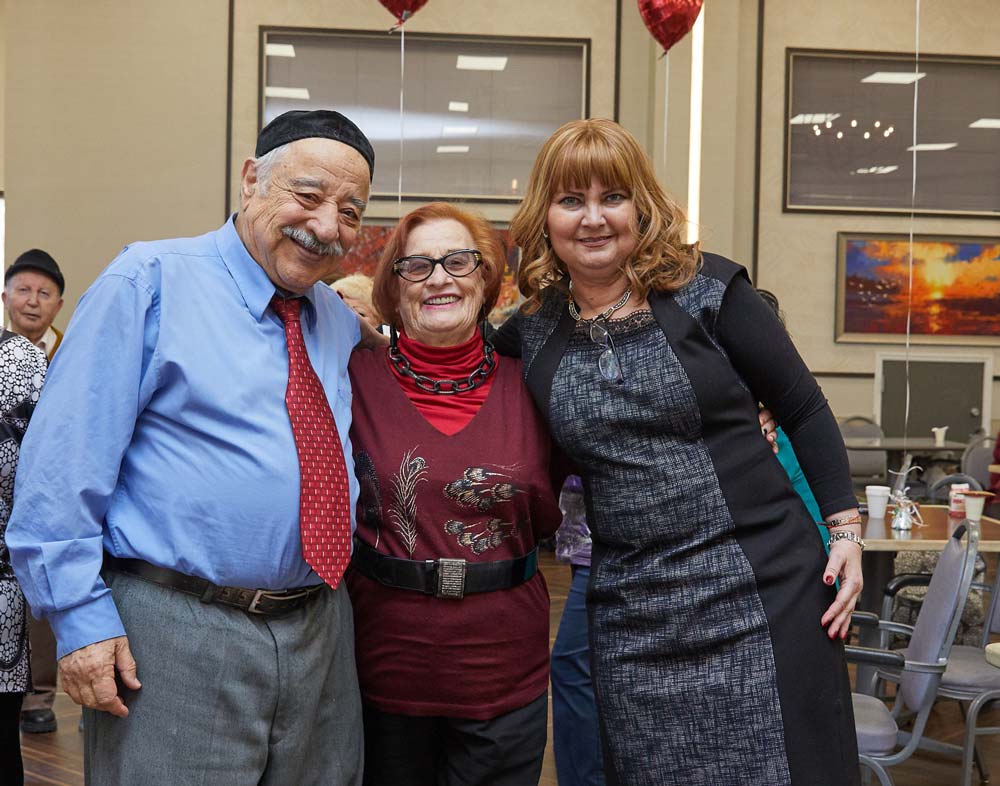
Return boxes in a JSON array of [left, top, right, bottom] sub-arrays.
[[824, 576, 833, 585]]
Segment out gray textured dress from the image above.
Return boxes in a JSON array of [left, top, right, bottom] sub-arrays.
[[502, 254, 860, 786]]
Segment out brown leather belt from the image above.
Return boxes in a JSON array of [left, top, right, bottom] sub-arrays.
[[102, 554, 325, 616]]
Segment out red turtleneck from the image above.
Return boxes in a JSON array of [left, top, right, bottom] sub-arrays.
[[387, 330, 498, 435]]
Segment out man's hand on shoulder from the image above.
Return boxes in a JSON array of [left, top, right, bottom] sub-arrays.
[[59, 635, 141, 718], [355, 318, 388, 350]]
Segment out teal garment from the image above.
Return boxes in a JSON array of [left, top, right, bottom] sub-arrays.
[[775, 427, 829, 552]]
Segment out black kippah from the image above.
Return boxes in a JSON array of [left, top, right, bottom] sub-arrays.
[[256, 110, 375, 181]]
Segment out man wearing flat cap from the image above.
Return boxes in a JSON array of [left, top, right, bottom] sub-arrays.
[[3, 249, 65, 361], [9, 110, 375, 785]]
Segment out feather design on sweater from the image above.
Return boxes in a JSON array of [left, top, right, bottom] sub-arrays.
[[389, 448, 427, 556]]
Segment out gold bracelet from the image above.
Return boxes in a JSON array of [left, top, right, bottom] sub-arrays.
[[824, 514, 862, 528]]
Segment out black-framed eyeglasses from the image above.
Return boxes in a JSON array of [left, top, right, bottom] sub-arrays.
[[588, 320, 624, 384], [392, 249, 483, 282]]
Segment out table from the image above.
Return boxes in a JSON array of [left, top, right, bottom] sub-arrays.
[[844, 438, 969, 489], [844, 438, 968, 453], [859, 504, 1000, 611]]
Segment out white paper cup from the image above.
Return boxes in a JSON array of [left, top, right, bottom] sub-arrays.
[[865, 485, 892, 519], [961, 491, 993, 522]]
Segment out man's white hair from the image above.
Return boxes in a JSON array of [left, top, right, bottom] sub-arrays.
[[253, 142, 290, 195]]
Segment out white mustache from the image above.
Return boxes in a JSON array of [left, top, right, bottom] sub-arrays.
[[282, 226, 344, 258]]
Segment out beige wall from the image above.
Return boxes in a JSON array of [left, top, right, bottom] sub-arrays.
[[4, 0, 229, 329], [754, 0, 1000, 424], [229, 0, 619, 225]]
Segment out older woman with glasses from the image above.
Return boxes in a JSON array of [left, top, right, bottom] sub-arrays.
[[492, 119, 864, 786], [345, 202, 562, 786]]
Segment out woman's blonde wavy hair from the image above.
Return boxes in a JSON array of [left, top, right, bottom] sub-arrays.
[[510, 119, 700, 313]]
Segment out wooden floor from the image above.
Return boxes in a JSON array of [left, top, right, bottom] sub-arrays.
[[22, 552, 1000, 786]]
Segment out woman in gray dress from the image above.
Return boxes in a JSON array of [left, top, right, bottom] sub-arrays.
[[493, 119, 864, 785]]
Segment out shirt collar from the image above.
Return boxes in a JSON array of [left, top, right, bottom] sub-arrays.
[[214, 214, 321, 325]]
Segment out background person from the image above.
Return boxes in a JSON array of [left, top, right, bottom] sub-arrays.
[[347, 202, 562, 786], [8, 109, 374, 785], [0, 329, 47, 784], [496, 118, 863, 786], [331, 272, 380, 329], [2, 249, 64, 734]]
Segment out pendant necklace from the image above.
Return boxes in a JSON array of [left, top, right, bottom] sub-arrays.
[[567, 281, 632, 322]]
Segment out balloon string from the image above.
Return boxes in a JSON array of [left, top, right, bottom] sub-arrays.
[[902, 0, 920, 453], [398, 25, 405, 214]]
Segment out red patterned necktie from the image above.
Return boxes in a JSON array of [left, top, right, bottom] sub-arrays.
[[271, 296, 352, 588]]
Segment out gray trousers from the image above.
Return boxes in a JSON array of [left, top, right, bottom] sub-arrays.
[[84, 570, 363, 786]]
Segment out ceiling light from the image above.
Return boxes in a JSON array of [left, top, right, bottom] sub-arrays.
[[874, 120, 881, 128], [906, 143, 957, 151], [863, 131, 871, 139], [854, 165, 899, 175], [825, 121, 832, 128], [814, 128, 821, 136], [883, 129, 891, 137], [861, 72, 926, 84], [789, 113, 840, 125], [456, 55, 508, 71], [970, 118, 1000, 129], [264, 86, 310, 100], [436, 145, 470, 153], [448, 101, 469, 112], [837, 131, 844, 139], [850, 119, 858, 128], [265, 43, 296, 58], [442, 125, 478, 136]]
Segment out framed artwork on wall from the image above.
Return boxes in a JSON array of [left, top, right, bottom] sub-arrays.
[[785, 49, 1000, 217], [334, 224, 523, 324], [835, 232, 1000, 345]]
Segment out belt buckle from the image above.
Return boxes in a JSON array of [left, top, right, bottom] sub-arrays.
[[436, 558, 467, 599], [247, 589, 270, 614]]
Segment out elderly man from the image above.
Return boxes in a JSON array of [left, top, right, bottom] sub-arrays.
[[8, 110, 374, 785], [3, 249, 65, 360], [2, 249, 64, 735]]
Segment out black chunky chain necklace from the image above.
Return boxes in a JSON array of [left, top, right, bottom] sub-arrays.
[[388, 329, 497, 395]]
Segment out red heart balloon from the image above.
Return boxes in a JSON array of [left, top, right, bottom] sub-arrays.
[[638, 0, 704, 53], [378, 0, 429, 23]]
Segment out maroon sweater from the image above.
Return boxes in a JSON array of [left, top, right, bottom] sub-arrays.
[[347, 345, 561, 719]]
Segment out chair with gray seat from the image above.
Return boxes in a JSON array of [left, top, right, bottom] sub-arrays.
[[839, 415, 888, 489], [961, 435, 995, 491], [913, 558, 1000, 786], [847, 520, 981, 786]]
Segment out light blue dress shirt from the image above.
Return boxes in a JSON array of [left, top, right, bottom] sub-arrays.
[[7, 217, 361, 658]]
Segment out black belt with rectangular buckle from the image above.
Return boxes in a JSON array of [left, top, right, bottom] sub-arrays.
[[102, 554, 325, 616], [349, 539, 538, 600]]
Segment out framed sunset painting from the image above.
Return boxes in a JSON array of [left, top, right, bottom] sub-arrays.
[[836, 233, 1000, 344]]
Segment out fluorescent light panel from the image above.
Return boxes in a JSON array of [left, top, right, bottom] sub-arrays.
[[686, 10, 705, 245], [448, 101, 470, 112], [264, 86, 310, 100], [456, 55, 508, 71], [861, 71, 926, 84], [265, 43, 296, 58], [436, 145, 470, 153], [442, 125, 478, 136], [906, 142, 957, 151], [970, 118, 1000, 129], [854, 165, 899, 175], [789, 113, 840, 125]]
